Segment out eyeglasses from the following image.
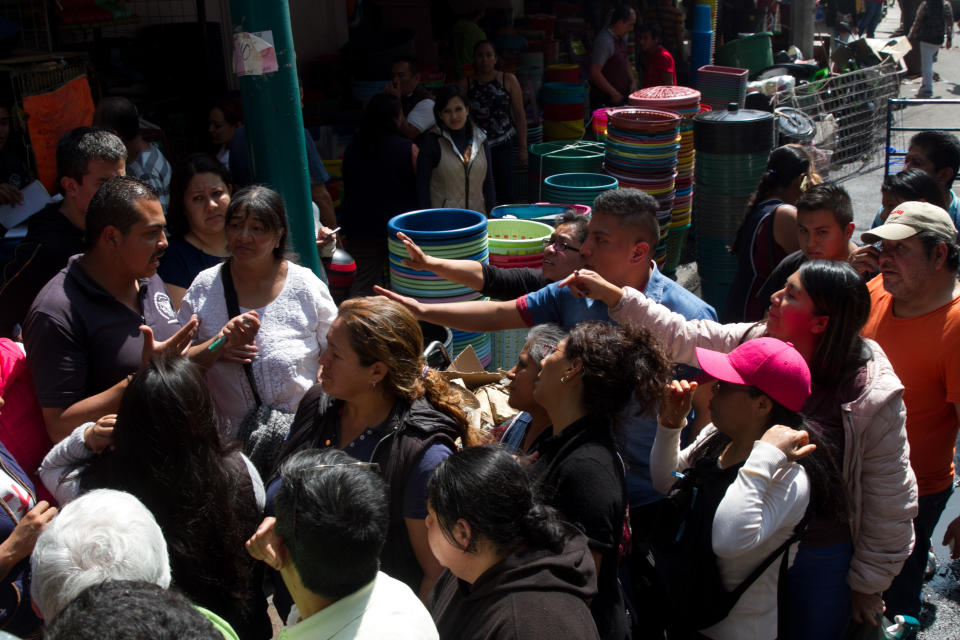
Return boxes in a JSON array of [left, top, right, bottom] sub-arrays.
[[293, 462, 381, 538], [542, 238, 581, 253]]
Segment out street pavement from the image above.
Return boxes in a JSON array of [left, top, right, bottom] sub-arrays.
[[826, 4, 960, 637]]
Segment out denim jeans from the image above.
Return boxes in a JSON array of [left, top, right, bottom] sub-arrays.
[[783, 542, 854, 640], [884, 486, 954, 620], [919, 41, 938, 93], [859, 1, 884, 37]]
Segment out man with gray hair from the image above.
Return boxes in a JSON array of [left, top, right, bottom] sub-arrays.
[[0, 126, 125, 338], [30, 489, 171, 621]]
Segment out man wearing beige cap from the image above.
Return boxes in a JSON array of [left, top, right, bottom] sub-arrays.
[[860, 200, 960, 627]]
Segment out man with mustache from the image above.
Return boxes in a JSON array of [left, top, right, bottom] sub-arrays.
[[23, 176, 197, 442]]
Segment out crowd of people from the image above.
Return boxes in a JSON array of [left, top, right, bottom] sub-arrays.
[[0, 45, 958, 640]]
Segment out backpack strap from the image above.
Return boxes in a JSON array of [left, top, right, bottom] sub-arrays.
[[728, 515, 808, 622], [221, 259, 262, 407]]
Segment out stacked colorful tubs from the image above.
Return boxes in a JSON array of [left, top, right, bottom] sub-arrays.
[[542, 82, 587, 141], [697, 65, 749, 111], [486, 219, 554, 369], [387, 209, 492, 367], [693, 104, 775, 316], [602, 108, 681, 266], [490, 203, 574, 225], [542, 173, 618, 206], [528, 141, 604, 202], [629, 86, 702, 274]]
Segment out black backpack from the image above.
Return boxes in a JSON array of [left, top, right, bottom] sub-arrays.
[[641, 455, 806, 638]]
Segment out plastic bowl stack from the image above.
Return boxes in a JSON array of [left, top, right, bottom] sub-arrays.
[[486, 219, 554, 370], [387, 209, 492, 367], [697, 65, 749, 111], [602, 107, 682, 266], [542, 172, 618, 206], [490, 203, 575, 225], [693, 105, 775, 315], [542, 82, 587, 141], [629, 87, 703, 274], [527, 141, 604, 202]]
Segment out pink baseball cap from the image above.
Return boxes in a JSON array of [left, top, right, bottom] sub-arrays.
[[695, 337, 811, 411]]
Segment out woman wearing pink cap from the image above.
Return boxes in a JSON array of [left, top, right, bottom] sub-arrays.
[[648, 337, 840, 639], [560, 260, 917, 638]]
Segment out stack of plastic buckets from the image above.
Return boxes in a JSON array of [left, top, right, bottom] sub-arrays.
[[387, 209, 493, 367], [486, 219, 554, 370], [629, 86, 703, 274], [490, 203, 574, 225], [542, 173, 618, 206], [528, 141, 604, 202], [542, 82, 587, 141], [693, 104, 775, 317], [602, 108, 681, 266], [698, 65, 749, 111]]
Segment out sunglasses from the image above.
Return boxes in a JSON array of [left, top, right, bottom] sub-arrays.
[[542, 238, 581, 253], [713, 380, 756, 395], [293, 462, 381, 538]]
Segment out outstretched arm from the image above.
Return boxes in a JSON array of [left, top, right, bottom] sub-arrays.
[[374, 285, 528, 331], [396, 231, 485, 291]]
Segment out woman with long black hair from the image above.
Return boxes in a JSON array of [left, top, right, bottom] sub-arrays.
[[561, 260, 918, 639], [38, 355, 270, 639]]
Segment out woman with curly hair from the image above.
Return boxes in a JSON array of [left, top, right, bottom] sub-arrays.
[[38, 355, 269, 639], [271, 297, 475, 602], [529, 321, 671, 640]]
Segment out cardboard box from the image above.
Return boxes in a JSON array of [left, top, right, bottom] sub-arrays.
[[440, 345, 502, 389]]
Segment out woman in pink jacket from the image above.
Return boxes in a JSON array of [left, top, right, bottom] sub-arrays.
[[561, 259, 917, 639]]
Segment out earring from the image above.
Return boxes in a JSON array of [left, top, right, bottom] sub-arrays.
[[560, 375, 568, 383], [371, 380, 377, 389]]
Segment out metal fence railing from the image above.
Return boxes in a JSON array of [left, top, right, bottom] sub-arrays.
[[885, 98, 960, 176], [773, 57, 902, 183]]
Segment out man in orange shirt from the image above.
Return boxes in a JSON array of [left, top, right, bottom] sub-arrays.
[[860, 201, 960, 624]]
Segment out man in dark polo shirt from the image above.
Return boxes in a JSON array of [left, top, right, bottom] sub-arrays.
[[23, 177, 198, 442]]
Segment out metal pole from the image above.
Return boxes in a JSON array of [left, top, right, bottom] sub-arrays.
[[227, 0, 325, 281], [789, 0, 815, 60]]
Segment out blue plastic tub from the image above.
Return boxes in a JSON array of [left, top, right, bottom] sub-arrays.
[[387, 209, 488, 241], [543, 172, 619, 191]]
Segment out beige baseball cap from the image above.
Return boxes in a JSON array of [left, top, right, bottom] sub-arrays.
[[861, 201, 958, 244]]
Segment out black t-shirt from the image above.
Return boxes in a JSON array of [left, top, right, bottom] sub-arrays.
[[530, 414, 628, 640], [480, 263, 549, 300], [157, 236, 223, 289], [23, 256, 181, 408]]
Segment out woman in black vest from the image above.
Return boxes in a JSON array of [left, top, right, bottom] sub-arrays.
[[270, 297, 473, 601]]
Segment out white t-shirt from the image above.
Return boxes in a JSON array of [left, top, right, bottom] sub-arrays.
[[178, 261, 337, 439], [406, 98, 436, 133]]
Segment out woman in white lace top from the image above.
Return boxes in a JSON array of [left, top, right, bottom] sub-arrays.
[[178, 186, 337, 440]]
